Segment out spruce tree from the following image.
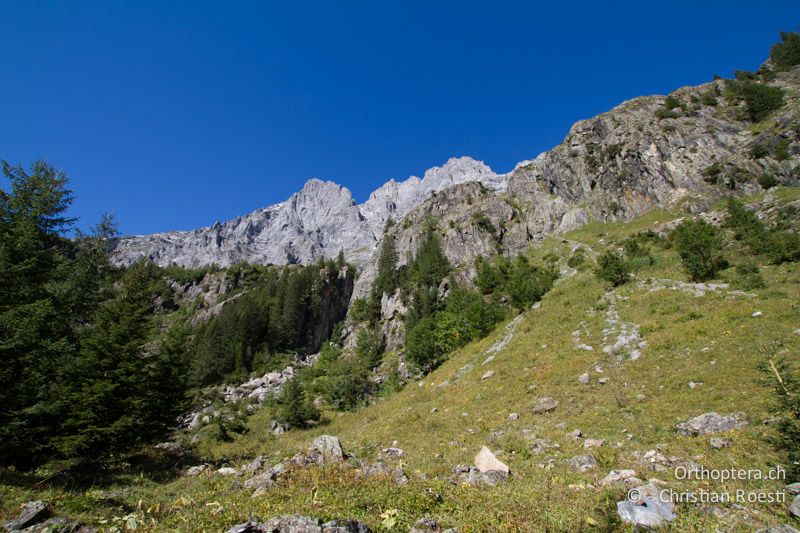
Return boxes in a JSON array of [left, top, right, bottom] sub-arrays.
[[0, 161, 75, 465]]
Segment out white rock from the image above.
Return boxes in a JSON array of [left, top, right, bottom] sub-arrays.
[[474, 446, 509, 474]]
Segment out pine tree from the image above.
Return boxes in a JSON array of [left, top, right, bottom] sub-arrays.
[[374, 231, 399, 297], [277, 378, 319, 429], [0, 161, 75, 465], [57, 261, 185, 457], [409, 222, 451, 288]]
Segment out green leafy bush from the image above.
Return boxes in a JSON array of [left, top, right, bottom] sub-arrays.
[[757, 174, 778, 189], [671, 219, 727, 281], [595, 250, 630, 287], [726, 79, 784, 122], [769, 31, 800, 69]]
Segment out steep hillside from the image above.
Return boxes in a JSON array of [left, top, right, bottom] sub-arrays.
[[3, 188, 799, 531]]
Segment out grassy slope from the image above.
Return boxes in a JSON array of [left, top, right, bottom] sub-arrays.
[[2, 191, 799, 532]]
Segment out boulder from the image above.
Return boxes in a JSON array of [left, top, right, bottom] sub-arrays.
[[786, 482, 800, 495], [3, 501, 50, 531], [709, 438, 730, 449], [380, 447, 406, 459], [756, 526, 800, 533], [568, 454, 597, 472], [186, 464, 210, 477], [217, 467, 238, 476], [600, 469, 640, 485], [583, 439, 604, 449], [474, 446, 509, 474], [224, 515, 372, 533], [791, 495, 800, 518], [309, 435, 344, 464], [616, 483, 675, 528], [578, 372, 590, 385], [676, 412, 748, 436], [532, 397, 558, 414]]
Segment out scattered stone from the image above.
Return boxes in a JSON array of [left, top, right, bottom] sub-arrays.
[[3, 501, 50, 531], [481, 370, 495, 380], [568, 454, 597, 472], [241, 456, 268, 477], [532, 397, 558, 414], [269, 419, 287, 436], [186, 464, 209, 477], [474, 446, 509, 474], [225, 514, 373, 533], [380, 447, 406, 459], [217, 467, 238, 476], [756, 526, 800, 533], [244, 463, 286, 492], [583, 438, 605, 449], [676, 412, 748, 436], [791, 495, 800, 518], [358, 461, 408, 485], [688, 381, 703, 389], [154, 441, 185, 456], [309, 435, 344, 464], [430, 407, 438, 414], [452, 464, 508, 487], [578, 372, 590, 385], [616, 483, 676, 527], [600, 469, 641, 485], [507, 412, 519, 421], [709, 438, 730, 449], [786, 482, 800, 495], [575, 344, 594, 351], [598, 377, 609, 384], [570, 429, 583, 440], [752, 311, 763, 318], [409, 517, 451, 533]]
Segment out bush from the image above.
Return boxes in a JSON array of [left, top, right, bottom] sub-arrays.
[[319, 357, 372, 411], [595, 251, 630, 287], [760, 345, 800, 479], [349, 296, 380, 323], [567, 248, 586, 268], [757, 174, 778, 189], [770, 31, 800, 69], [405, 315, 442, 372], [750, 143, 770, 160], [355, 324, 385, 368], [727, 80, 784, 122], [671, 219, 727, 281], [731, 262, 766, 290]]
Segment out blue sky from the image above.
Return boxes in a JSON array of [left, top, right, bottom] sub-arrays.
[[1, 1, 797, 235]]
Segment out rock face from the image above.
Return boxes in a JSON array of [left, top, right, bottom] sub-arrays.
[[111, 158, 508, 269], [112, 67, 800, 309], [359, 156, 508, 235], [676, 412, 748, 436]]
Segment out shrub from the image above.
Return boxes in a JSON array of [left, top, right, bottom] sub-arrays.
[[319, 358, 372, 411], [750, 143, 770, 160], [567, 248, 586, 268], [671, 219, 727, 281], [355, 324, 385, 368], [595, 250, 630, 287], [773, 139, 791, 161], [757, 174, 778, 189], [732, 262, 766, 290], [727, 80, 784, 122], [405, 315, 442, 372], [760, 344, 800, 479], [769, 31, 800, 69], [350, 296, 380, 323]]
